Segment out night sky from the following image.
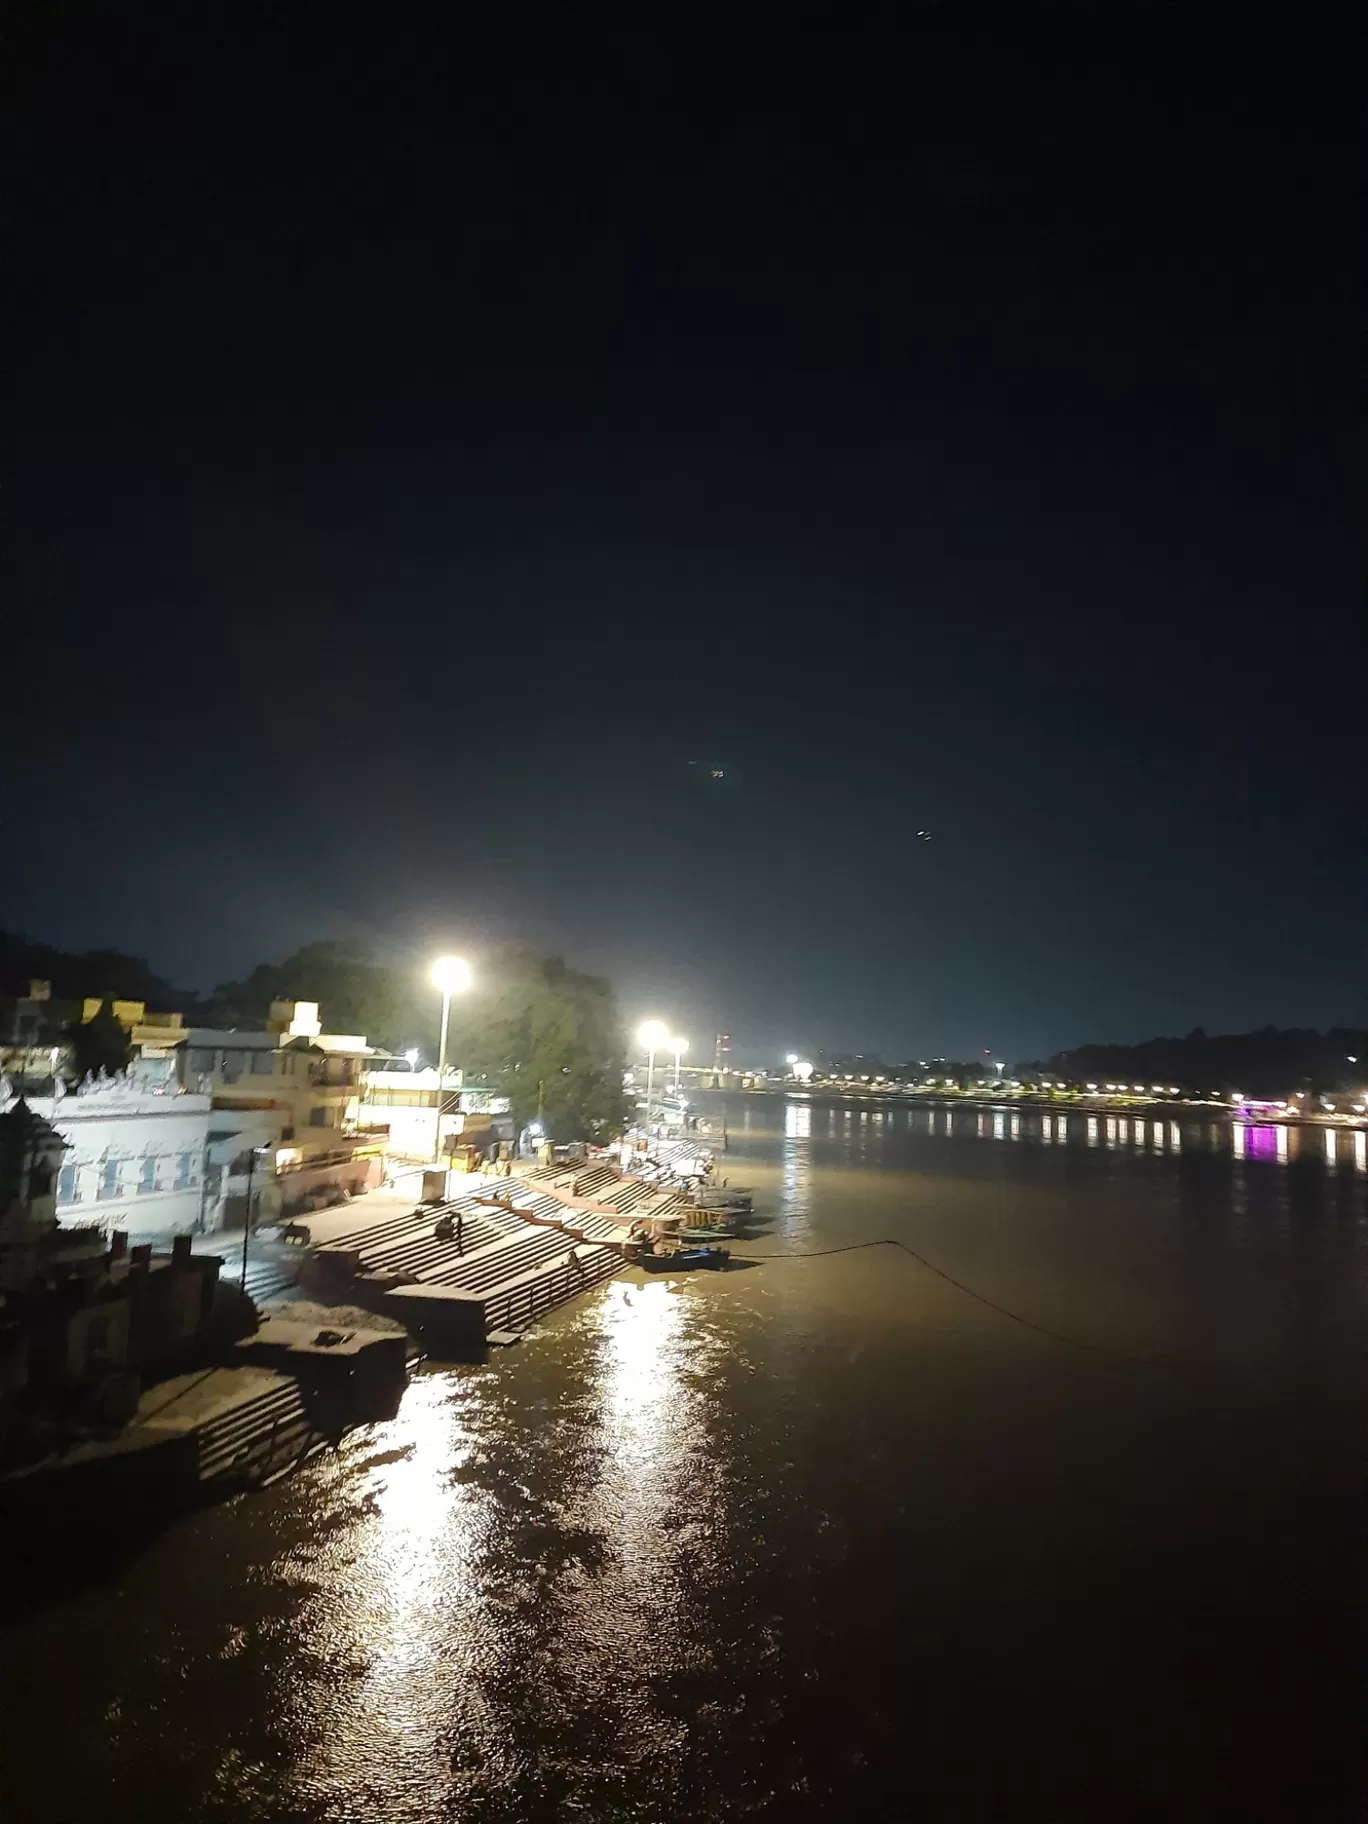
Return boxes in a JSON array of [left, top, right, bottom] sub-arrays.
[[4, 16, 1358, 1065]]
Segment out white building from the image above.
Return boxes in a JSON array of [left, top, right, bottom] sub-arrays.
[[360, 1058, 510, 1160], [180, 1002, 382, 1223], [0, 1072, 213, 1242]]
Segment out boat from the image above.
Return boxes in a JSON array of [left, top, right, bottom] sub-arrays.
[[635, 1243, 729, 1271], [693, 1189, 752, 1213]]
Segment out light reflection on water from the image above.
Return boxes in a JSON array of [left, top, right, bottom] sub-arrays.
[[851, 1100, 1359, 1169], [1, 1092, 1364, 1822], [288, 1373, 491, 1808]]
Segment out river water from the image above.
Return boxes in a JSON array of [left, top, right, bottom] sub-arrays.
[[2, 1093, 1362, 1822]]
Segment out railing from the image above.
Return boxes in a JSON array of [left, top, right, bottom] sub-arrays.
[[481, 1245, 621, 1336]]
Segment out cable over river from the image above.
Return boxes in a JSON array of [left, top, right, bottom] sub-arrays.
[[1, 1092, 1361, 1821]]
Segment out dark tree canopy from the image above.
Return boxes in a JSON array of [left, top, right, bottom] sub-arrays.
[[449, 945, 627, 1143], [206, 941, 428, 1051], [0, 929, 186, 1009], [1048, 1028, 1367, 1098], [69, 1000, 132, 1081]]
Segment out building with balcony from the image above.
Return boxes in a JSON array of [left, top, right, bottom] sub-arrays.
[[180, 1002, 383, 1224]]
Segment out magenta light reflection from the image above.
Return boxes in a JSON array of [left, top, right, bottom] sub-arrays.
[[1245, 1124, 1280, 1162]]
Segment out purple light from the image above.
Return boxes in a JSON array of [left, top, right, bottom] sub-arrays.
[[1245, 1124, 1280, 1161]]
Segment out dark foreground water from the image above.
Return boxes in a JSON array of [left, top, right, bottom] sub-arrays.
[[2, 1094, 1363, 1822]]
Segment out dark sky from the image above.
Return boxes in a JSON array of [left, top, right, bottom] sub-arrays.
[[3, 13, 1359, 1065]]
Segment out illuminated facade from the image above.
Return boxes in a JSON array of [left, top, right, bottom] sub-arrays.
[[360, 1058, 512, 1160], [180, 1003, 382, 1223], [0, 1071, 213, 1242]]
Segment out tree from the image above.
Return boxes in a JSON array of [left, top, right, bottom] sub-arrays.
[[0, 928, 189, 1009], [68, 1001, 131, 1081], [448, 945, 627, 1143], [207, 941, 430, 1052]]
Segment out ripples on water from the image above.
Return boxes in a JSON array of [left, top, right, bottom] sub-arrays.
[[0, 1094, 1362, 1821]]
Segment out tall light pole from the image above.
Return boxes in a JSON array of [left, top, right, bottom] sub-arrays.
[[637, 1019, 669, 1134], [670, 1035, 688, 1097], [240, 1142, 268, 1291], [431, 956, 471, 1163]]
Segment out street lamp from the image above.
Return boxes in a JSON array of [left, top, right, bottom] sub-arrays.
[[240, 1142, 270, 1291], [431, 956, 471, 1162], [637, 1019, 669, 1133], [670, 1035, 688, 1097]]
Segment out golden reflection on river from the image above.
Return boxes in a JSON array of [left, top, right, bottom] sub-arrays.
[[274, 1273, 737, 1817], [285, 1373, 497, 1810]]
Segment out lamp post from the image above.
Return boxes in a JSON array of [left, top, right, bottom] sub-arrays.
[[431, 956, 471, 1163], [637, 1019, 669, 1135], [670, 1035, 688, 1097], [240, 1143, 268, 1291]]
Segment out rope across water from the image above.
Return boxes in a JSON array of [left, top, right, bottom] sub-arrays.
[[730, 1237, 1174, 1368]]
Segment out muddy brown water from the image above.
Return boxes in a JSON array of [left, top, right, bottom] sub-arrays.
[[1, 1093, 1361, 1821]]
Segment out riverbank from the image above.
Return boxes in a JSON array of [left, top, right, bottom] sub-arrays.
[[729, 1082, 1365, 1129]]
